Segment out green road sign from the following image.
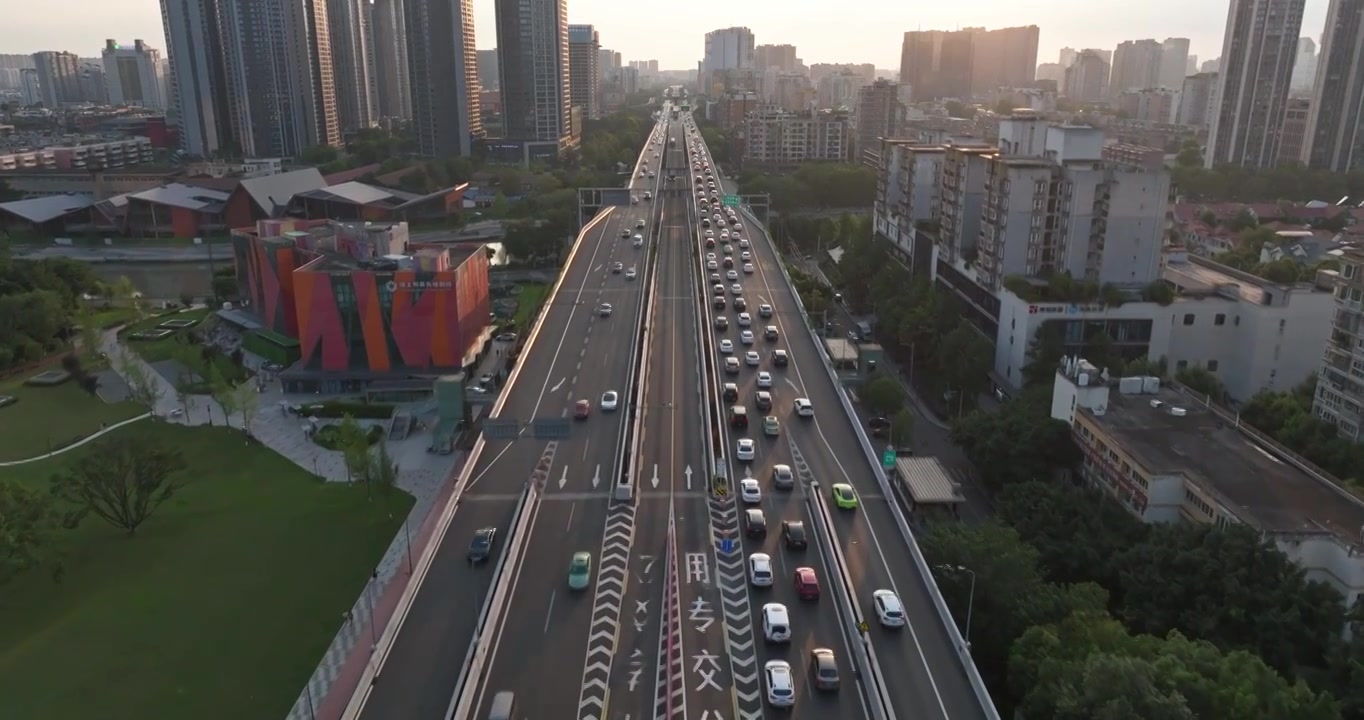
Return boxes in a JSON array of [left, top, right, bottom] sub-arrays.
[[882, 447, 896, 469], [723, 194, 740, 207]]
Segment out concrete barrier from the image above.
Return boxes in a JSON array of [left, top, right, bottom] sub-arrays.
[[447, 483, 543, 720], [740, 206, 1001, 720], [617, 176, 666, 501], [337, 188, 621, 720]]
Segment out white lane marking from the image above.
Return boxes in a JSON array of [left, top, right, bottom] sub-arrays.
[[559, 466, 569, 489], [592, 464, 601, 488], [748, 213, 952, 718], [651, 464, 659, 489], [552, 377, 566, 392], [567, 502, 576, 530], [685, 465, 693, 491], [544, 590, 557, 634], [582, 439, 592, 461]]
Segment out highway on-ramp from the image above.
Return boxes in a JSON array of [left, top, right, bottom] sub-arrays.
[[354, 120, 670, 720]]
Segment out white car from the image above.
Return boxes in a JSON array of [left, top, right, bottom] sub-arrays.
[[737, 312, 752, 327], [633, 234, 644, 247], [734, 223, 745, 233], [740, 330, 755, 345], [794, 398, 814, 416], [636, 219, 646, 228], [706, 252, 716, 261], [739, 238, 750, 248], [720, 230, 731, 240], [719, 339, 734, 354], [763, 603, 791, 643], [745, 351, 761, 366], [749, 553, 774, 587], [737, 439, 756, 463], [704, 229, 714, 237], [707, 260, 718, 270], [726, 270, 739, 281], [743, 263, 755, 274], [873, 589, 906, 628], [601, 390, 619, 411], [757, 371, 772, 388], [741, 251, 752, 261], [731, 284, 743, 295], [765, 660, 795, 708]]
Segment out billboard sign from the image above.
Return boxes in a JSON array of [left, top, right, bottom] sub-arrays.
[[386, 278, 453, 292]]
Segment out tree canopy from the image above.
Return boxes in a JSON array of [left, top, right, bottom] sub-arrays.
[[735, 163, 877, 211]]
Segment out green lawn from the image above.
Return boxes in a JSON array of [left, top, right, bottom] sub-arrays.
[[0, 376, 144, 461], [89, 306, 139, 329], [122, 308, 249, 386], [0, 422, 412, 720], [513, 282, 550, 331]]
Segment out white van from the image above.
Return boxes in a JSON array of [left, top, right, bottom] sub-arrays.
[[762, 603, 790, 642], [488, 691, 515, 720]]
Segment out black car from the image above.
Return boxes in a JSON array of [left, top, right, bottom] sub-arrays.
[[468, 527, 497, 564], [734, 297, 747, 311], [810, 648, 840, 691], [782, 520, 807, 549], [744, 508, 767, 539], [723, 383, 739, 402], [772, 350, 789, 367], [868, 416, 891, 437]]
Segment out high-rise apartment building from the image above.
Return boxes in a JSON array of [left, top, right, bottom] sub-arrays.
[[496, 0, 575, 160], [1315, 248, 1364, 440], [102, 40, 165, 109], [328, 0, 376, 130], [1063, 50, 1110, 104], [1304, 0, 1364, 172], [477, 48, 499, 91], [970, 25, 1039, 94], [1207, 0, 1305, 169], [79, 62, 109, 105], [407, 0, 483, 157], [160, 0, 234, 156], [900, 29, 975, 100], [855, 79, 905, 160], [1178, 72, 1218, 129], [1117, 88, 1179, 123], [756, 44, 799, 72], [702, 27, 756, 81], [1291, 36, 1318, 94], [568, 25, 601, 121], [218, 0, 341, 156], [31, 51, 83, 106], [371, 0, 411, 119], [20, 68, 41, 106], [1110, 40, 1163, 98], [1279, 97, 1312, 165], [1158, 37, 1190, 89], [744, 108, 850, 165], [1058, 47, 1078, 67]]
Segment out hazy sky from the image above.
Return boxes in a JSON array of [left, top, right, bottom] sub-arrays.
[[2, 0, 1329, 72]]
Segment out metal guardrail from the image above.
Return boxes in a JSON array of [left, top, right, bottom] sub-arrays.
[[739, 205, 1002, 720], [807, 482, 893, 720], [338, 205, 619, 720], [447, 483, 542, 719]]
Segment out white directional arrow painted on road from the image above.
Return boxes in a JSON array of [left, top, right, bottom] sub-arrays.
[[744, 466, 753, 480], [685, 465, 693, 490], [784, 377, 802, 393], [592, 464, 600, 488], [551, 377, 566, 392], [652, 464, 659, 488], [559, 466, 569, 489]]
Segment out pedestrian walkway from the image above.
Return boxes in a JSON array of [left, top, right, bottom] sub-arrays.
[[93, 325, 489, 720], [0, 412, 150, 466]]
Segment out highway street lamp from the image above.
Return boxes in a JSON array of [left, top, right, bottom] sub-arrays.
[[935, 564, 976, 652]]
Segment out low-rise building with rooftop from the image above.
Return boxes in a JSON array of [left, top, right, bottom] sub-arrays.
[[1051, 356, 1364, 609]]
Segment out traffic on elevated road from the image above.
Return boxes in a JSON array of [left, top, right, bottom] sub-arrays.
[[340, 102, 998, 720]]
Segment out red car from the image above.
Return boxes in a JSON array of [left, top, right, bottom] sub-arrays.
[[574, 399, 591, 419], [794, 567, 820, 600], [706, 237, 716, 248]]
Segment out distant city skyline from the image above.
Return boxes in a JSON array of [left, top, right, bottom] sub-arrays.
[[0, 0, 1330, 73]]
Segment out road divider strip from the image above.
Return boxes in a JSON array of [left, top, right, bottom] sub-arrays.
[[740, 206, 1001, 719], [448, 482, 543, 720], [807, 482, 894, 720], [337, 183, 622, 720]]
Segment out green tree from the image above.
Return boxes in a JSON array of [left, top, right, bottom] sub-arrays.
[[860, 375, 905, 417], [951, 394, 1080, 491], [334, 415, 372, 482], [1113, 522, 1344, 674], [935, 322, 994, 410], [49, 435, 188, 534], [231, 381, 259, 435], [921, 521, 1108, 705], [889, 407, 915, 448], [1010, 612, 1341, 720], [75, 303, 102, 365], [363, 440, 399, 491], [0, 178, 22, 202], [297, 144, 339, 165], [1175, 366, 1224, 400], [0, 481, 61, 585], [207, 363, 235, 426], [114, 347, 164, 411], [996, 481, 1148, 589]]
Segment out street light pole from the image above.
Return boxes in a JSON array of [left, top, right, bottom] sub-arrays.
[[935, 564, 977, 652]]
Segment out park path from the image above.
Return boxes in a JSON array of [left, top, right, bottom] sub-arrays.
[[0, 412, 150, 467], [95, 324, 472, 720]]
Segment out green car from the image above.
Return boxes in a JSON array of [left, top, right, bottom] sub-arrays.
[[763, 415, 780, 437], [568, 551, 593, 590], [831, 483, 859, 510]]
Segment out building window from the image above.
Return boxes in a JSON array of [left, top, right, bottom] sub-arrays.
[[1207, 360, 1219, 372], [1183, 313, 1194, 325], [1214, 313, 1226, 326]]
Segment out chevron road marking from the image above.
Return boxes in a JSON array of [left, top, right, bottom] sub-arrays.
[[706, 496, 763, 720], [576, 503, 637, 720]]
